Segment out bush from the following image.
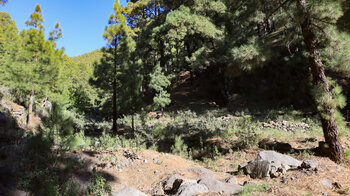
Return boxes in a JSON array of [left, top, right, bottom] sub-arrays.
[[86, 169, 111, 196], [235, 119, 260, 149], [239, 184, 268, 196], [62, 131, 91, 150], [171, 135, 188, 157]]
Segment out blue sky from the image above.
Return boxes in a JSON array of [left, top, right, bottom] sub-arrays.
[[0, 0, 127, 57]]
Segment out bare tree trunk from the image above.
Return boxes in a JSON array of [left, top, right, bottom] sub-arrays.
[[112, 39, 118, 134], [27, 89, 34, 128], [131, 114, 135, 132], [298, 0, 345, 163]]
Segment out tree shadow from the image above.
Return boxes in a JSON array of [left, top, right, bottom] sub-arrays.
[[0, 106, 121, 195]]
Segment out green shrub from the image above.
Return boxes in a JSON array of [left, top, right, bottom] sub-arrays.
[[235, 119, 260, 149], [171, 135, 188, 157], [239, 184, 268, 196], [86, 169, 111, 196], [62, 131, 90, 150]]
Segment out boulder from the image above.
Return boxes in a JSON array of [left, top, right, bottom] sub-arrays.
[[257, 151, 302, 168], [187, 167, 213, 176], [112, 187, 147, 196], [244, 160, 271, 179], [221, 176, 237, 185], [175, 183, 209, 196], [319, 179, 333, 189], [162, 174, 183, 192], [197, 175, 242, 194], [301, 160, 317, 169], [150, 182, 164, 196]]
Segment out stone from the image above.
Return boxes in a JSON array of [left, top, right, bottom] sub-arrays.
[[238, 163, 248, 171], [243, 181, 256, 186], [150, 182, 164, 196], [245, 160, 271, 179], [112, 187, 147, 196], [301, 160, 317, 169], [153, 159, 162, 165], [333, 182, 342, 189], [221, 176, 237, 184], [105, 163, 112, 169], [304, 137, 317, 142], [258, 151, 302, 168], [162, 174, 183, 192], [187, 167, 213, 176], [124, 159, 132, 167], [320, 179, 333, 189], [270, 172, 281, 178], [281, 177, 288, 184], [143, 159, 148, 164], [175, 183, 209, 196], [197, 175, 242, 194]]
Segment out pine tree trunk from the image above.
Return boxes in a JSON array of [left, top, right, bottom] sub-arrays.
[[298, 0, 345, 163], [112, 39, 118, 134], [113, 77, 118, 133], [131, 114, 135, 132], [27, 89, 34, 128]]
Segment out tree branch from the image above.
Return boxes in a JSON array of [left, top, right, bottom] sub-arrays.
[[266, 0, 292, 20]]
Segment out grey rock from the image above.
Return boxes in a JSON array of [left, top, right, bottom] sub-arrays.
[[281, 176, 288, 184], [258, 151, 302, 168], [105, 163, 112, 169], [304, 137, 317, 142], [238, 163, 248, 170], [245, 160, 271, 179], [153, 159, 162, 165], [124, 159, 133, 167], [243, 181, 256, 186], [175, 183, 209, 196], [162, 174, 183, 192], [123, 150, 139, 160], [301, 160, 317, 169], [270, 172, 281, 178], [222, 176, 237, 184], [150, 182, 164, 196], [112, 187, 147, 196], [187, 167, 213, 176], [320, 179, 333, 189], [197, 175, 242, 194]]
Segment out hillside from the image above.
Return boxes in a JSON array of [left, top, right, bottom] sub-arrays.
[[71, 49, 103, 69]]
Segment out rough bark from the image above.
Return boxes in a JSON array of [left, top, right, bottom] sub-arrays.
[[112, 38, 118, 134], [297, 0, 345, 163], [27, 89, 34, 128], [131, 114, 135, 132]]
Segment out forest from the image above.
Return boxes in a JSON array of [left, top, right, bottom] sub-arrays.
[[1, 0, 350, 195]]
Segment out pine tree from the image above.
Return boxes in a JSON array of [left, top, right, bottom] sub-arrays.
[[295, 0, 347, 163], [119, 59, 143, 131], [2, 5, 65, 128], [221, 0, 349, 163], [0, 12, 19, 79], [96, 0, 137, 134], [149, 64, 171, 112]]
